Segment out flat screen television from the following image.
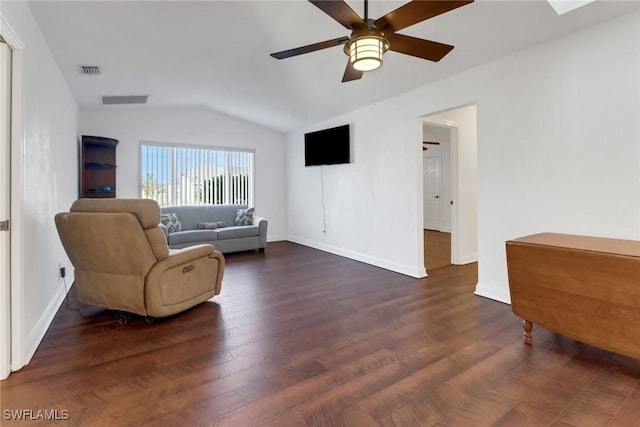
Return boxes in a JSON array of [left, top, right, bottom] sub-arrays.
[[304, 124, 350, 167]]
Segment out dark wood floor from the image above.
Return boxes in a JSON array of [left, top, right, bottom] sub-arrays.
[[2, 242, 639, 426]]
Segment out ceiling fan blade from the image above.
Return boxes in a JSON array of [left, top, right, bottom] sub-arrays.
[[309, 0, 367, 30], [388, 33, 454, 62], [342, 60, 363, 82], [271, 36, 350, 59], [375, 0, 474, 32]]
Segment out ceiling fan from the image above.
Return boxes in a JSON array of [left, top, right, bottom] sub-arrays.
[[270, 0, 474, 82]]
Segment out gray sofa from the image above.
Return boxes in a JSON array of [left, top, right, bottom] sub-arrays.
[[159, 204, 267, 253]]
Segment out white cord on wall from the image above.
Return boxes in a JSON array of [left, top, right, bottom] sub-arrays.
[[321, 166, 327, 234]]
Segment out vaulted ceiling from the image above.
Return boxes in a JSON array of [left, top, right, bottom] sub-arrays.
[[28, 0, 639, 132]]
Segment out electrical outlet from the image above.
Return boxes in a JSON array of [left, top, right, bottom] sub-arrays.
[[59, 266, 66, 278]]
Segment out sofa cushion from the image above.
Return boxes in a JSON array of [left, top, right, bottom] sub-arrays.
[[168, 229, 218, 246], [160, 213, 182, 233], [235, 207, 254, 226], [198, 221, 225, 230], [215, 225, 259, 240]]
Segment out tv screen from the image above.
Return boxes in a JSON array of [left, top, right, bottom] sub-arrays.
[[304, 124, 350, 167]]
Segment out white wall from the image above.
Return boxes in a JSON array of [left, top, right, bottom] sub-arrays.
[[473, 11, 640, 303], [287, 100, 428, 278], [286, 11, 640, 301], [79, 107, 287, 241], [1, 1, 79, 373]]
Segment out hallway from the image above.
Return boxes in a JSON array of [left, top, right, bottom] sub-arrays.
[[424, 229, 451, 271]]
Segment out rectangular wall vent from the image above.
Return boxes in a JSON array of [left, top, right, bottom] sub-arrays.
[[80, 65, 101, 75], [102, 95, 148, 105]]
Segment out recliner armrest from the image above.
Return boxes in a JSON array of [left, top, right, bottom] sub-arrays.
[[163, 244, 216, 268]]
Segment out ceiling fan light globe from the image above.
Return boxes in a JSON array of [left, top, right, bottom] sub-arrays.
[[353, 58, 382, 71], [348, 36, 387, 72]]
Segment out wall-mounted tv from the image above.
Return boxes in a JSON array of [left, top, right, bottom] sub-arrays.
[[304, 124, 350, 167]]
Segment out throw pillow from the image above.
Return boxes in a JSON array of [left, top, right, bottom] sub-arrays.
[[197, 221, 225, 230], [160, 213, 182, 233], [234, 207, 255, 226]]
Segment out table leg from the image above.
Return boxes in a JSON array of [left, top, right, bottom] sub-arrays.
[[523, 320, 533, 345]]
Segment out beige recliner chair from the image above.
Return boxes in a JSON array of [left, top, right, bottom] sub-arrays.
[[55, 199, 224, 318]]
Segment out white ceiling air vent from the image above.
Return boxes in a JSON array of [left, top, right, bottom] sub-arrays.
[[80, 65, 101, 75], [101, 95, 148, 105]]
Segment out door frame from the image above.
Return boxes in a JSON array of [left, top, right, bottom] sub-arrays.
[[1, 14, 25, 378], [421, 104, 478, 268], [0, 36, 12, 381]]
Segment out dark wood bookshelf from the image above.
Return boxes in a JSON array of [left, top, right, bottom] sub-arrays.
[[80, 135, 118, 198]]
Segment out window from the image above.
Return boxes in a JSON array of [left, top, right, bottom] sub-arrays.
[[140, 142, 254, 207]]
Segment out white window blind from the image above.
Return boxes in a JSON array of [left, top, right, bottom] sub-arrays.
[[140, 143, 254, 207]]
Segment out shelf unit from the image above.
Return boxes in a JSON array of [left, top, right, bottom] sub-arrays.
[[80, 135, 118, 198]]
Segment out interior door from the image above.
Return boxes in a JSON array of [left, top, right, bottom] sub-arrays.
[[423, 155, 441, 230], [0, 40, 12, 379]]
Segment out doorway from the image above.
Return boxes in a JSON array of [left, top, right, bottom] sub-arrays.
[[421, 104, 478, 273], [422, 123, 452, 270]]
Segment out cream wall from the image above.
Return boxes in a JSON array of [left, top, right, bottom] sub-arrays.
[[287, 11, 640, 301], [79, 107, 287, 241], [1, 1, 79, 373]]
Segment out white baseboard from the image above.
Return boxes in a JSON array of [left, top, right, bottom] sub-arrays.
[[267, 234, 286, 242], [454, 252, 477, 265], [474, 281, 511, 305], [18, 276, 70, 372], [287, 236, 427, 278]]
